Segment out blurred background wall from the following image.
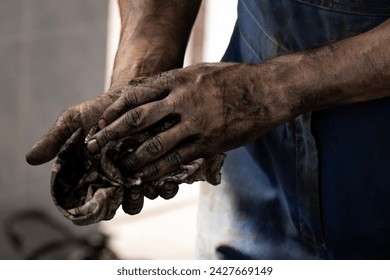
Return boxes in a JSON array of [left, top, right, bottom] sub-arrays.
[[0, 0, 237, 259], [0, 0, 109, 259]]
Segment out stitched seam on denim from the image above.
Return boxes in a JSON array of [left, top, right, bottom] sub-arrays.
[[293, 121, 304, 236], [236, 23, 262, 63], [239, 0, 290, 52], [299, 0, 390, 10], [294, 117, 324, 247], [292, 0, 390, 16]]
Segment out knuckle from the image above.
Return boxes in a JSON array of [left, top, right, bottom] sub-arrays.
[[127, 77, 146, 87], [56, 107, 78, 132], [123, 91, 139, 108], [146, 163, 159, 178], [103, 107, 115, 120], [165, 151, 183, 169], [102, 126, 116, 143], [63, 106, 74, 117], [103, 98, 126, 121], [107, 87, 122, 97], [144, 136, 165, 157], [182, 120, 196, 134], [159, 70, 185, 88], [121, 155, 137, 170], [61, 106, 76, 122], [191, 117, 204, 129], [124, 108, 143, 127]]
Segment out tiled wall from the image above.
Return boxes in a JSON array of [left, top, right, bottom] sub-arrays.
[[0, 0, 108, 259]]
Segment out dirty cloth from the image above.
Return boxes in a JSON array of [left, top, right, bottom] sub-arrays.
[[51, 120, 224, 226], [196, 0, 390, 259]]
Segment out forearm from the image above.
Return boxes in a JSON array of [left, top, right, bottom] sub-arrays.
[[262, 19, 390, 116], [111, 0, 201, 88]]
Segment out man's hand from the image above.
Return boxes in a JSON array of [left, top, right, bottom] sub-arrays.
[[26, 0, 204, 219], [87, 16, 390, 183], [26, 89, 121, 165], [26, 0, 201, 166], [86, 62, 299, 182]]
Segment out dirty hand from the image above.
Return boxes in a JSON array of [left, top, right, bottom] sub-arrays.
[[87, 62, 299, 182], [25, 89, 123, 165], [26, 86, 182, 217]]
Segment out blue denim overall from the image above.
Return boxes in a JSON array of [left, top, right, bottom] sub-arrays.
[[196, 0, 390, 259]]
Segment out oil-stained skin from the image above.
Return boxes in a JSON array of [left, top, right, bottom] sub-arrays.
[[25, 0, 214, 225], [26, 89, 122, 166], [26, 0, 202, 167], [88, 62, 299, 183], [90, 15, 390, 184]]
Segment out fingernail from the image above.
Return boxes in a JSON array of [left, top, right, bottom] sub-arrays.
[[87, 139, 99, 154], [98, 119, 106, 129]]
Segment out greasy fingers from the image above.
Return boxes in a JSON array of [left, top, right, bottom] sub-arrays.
[[120, 124, 193, 172], [26, 109, 76, 165], [143, 184, 159, 200], [26, 92, 121, 165], [99, 86, 167, 129], [88, 100, 174, 153], [121, 186, 144, 215], [159, 182, 179, 200], [143, 183, 178, 200], [139, 143, 200, 182], [121, 183, 178, 217]]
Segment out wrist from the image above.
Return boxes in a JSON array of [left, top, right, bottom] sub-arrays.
[[250, 55, 311, 123], [110, 0, 201, 89], [257, 50, 337, 118], [269, 25, 390, 116], [110, 44, 184, 88]]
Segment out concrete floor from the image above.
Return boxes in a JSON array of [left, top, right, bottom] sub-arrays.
[[100, 183, 201, 260]]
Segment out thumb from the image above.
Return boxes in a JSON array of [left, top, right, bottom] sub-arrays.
[[26, 113, 76, 165], [26, 92, 121, 165]]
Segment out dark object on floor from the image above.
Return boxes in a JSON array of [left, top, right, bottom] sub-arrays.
[[4, 209, 117, 259]]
